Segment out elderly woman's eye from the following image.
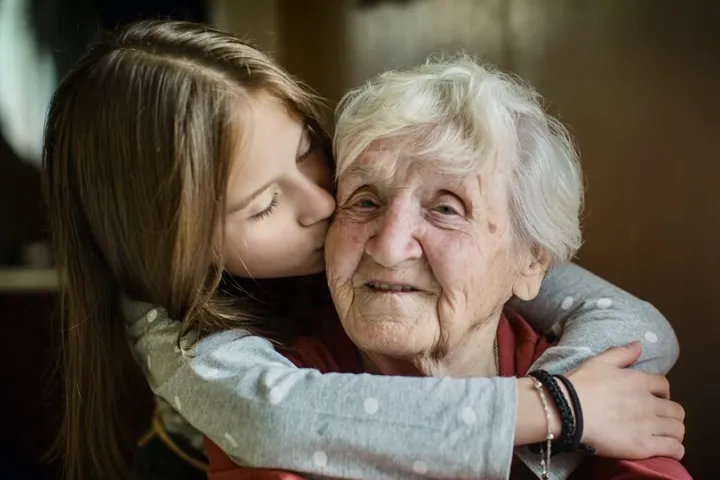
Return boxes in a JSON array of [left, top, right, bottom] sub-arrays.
[[433, 205, 460, 216], [354, 198, 379, 210]]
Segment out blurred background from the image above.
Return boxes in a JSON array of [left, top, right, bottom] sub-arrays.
[[0, 0, 717, 477]]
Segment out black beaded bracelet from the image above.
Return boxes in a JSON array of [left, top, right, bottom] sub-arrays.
[[553, 374, 596, 455], [528, 369, 575, 454]]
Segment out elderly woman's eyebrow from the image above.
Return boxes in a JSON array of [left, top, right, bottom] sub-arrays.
[[343, 163, 394, 183]]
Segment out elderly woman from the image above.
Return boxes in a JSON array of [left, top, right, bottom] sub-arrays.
[[204, 56, 690, 479], [324, 57, 690, 479]]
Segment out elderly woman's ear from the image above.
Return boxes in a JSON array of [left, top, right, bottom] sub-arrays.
[[512, 247, 552, 301]]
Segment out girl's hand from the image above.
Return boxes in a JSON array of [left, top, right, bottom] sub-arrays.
[[568, 342, 685, 460]]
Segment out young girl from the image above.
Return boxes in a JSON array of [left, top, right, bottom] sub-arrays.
[[44, 20, 684, 480]]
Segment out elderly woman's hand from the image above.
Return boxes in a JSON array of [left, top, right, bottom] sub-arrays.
[[566, 341, 686, 460]]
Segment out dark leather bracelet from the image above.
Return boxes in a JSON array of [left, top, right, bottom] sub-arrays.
[[553, 374, 596, 454], [553, 374, 583, 451]]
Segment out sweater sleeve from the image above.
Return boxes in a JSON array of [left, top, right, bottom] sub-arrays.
[[510, 261, 678, 375], [511, 262, 679, 479], [124, 301, 516, 480]]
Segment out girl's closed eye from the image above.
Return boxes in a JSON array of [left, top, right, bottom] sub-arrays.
[[253, 193, 278, 220]]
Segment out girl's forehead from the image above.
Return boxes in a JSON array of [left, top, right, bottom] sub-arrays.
[[224, 94, 305, 206]]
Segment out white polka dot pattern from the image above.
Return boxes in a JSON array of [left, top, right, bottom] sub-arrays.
[[264, 370, 301, 405], [460, 406, 477, 425], [196, 365, 225, 380], [596, 298, 612, 309], [312, 450, 328, 467], [268, 387, 286, 405], [363, 397, 379, 414], [146, 309, 158, 322], [174, 395, 182, 411], [560, 296, 574, 310], [644, 331, 659, 343], [413, 461, 428, 474]]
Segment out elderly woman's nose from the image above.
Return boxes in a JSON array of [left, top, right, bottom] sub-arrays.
[[365, 210, 422, 268], [297, 179, 336, 226]]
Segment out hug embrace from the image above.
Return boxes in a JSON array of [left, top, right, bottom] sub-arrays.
[[45, 20, 689, 479]]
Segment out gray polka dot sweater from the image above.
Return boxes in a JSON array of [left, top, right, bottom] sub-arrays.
[[123, 262, 678, 479]]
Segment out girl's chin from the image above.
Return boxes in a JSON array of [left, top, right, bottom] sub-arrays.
[[223, 251, 327, 279]]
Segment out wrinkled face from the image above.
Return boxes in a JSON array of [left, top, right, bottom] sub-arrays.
[[326, 142, 540, 359], [217, 93, 335, 278]]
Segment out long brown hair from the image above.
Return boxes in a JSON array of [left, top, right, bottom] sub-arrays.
[[42, 19, 329, 480]]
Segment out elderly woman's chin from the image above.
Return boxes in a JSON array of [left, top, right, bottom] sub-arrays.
[[338, 288, 440, 359]]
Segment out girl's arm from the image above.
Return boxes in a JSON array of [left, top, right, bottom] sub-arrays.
[[511, 262, 678, 375], [511, 262, 679, 479], [125, 305, 518, 479], [123, 260, 678, 480]]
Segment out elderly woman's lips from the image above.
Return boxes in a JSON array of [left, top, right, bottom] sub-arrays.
[[364, 281, 419, 292]]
